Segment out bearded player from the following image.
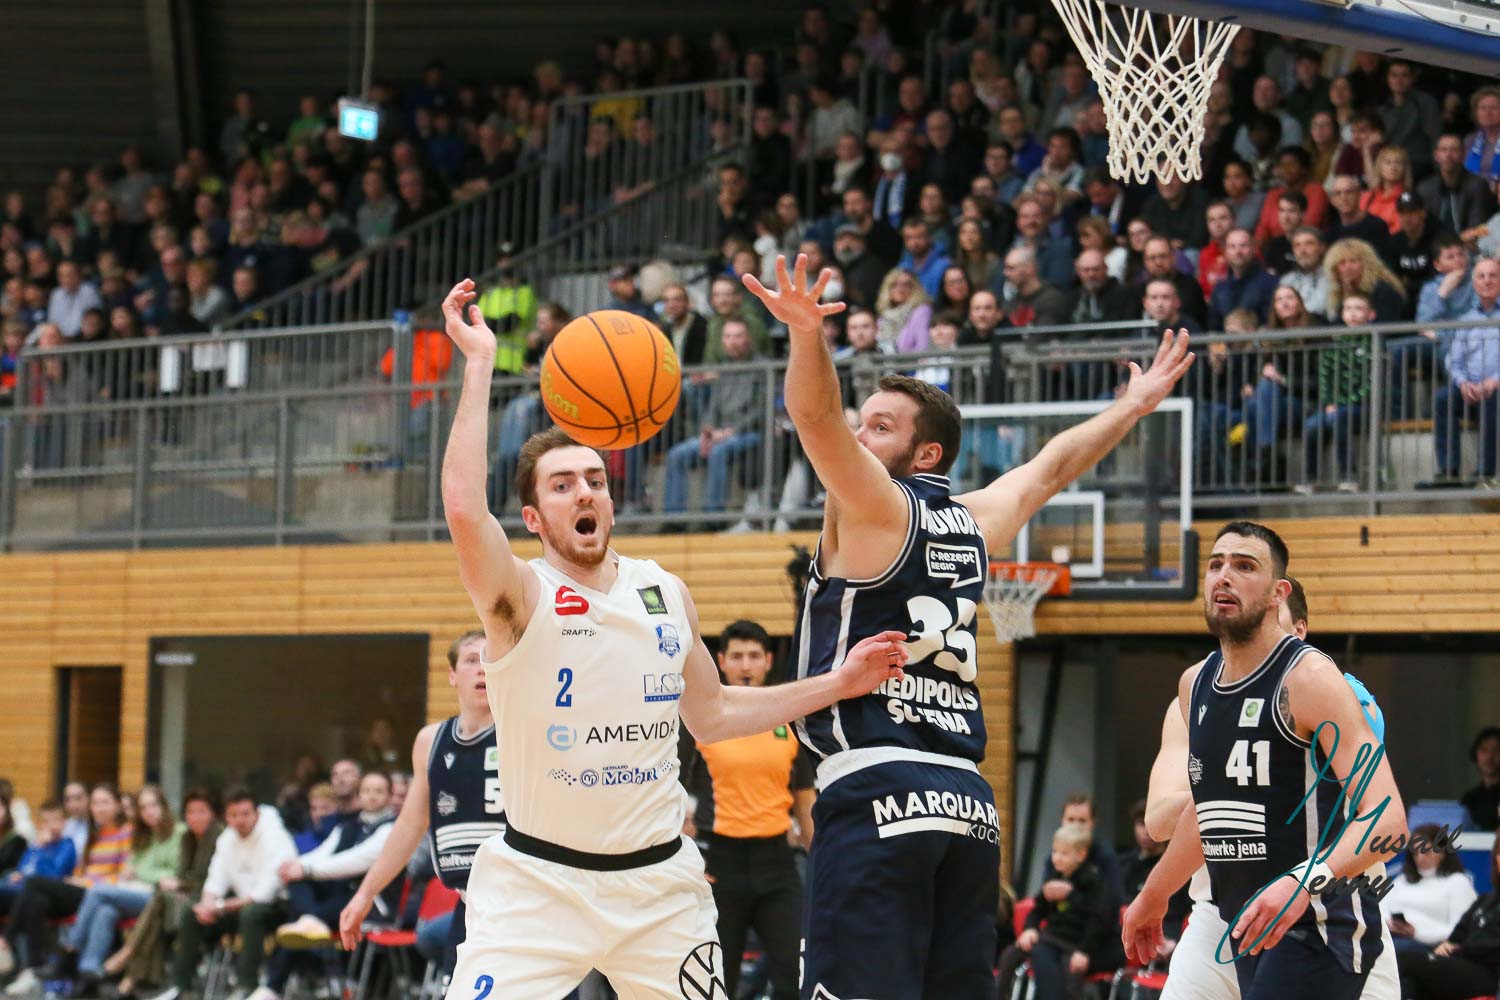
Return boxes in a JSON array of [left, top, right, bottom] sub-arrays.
[[1125, 522, 1405, 1000], [434, 278, 910, 999], [743, 255, 1193, 999]]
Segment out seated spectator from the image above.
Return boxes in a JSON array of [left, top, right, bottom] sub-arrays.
[[47, 262, 102, 338], [920, 110, 980, 204], [1137, 176, 1209, 252], [982, 142, 1026, 205], [663, 319, 765, 519], [1283, 49, 1331, 129], [1378, 60, 1441, 176], [872, 135, 920, 230], [1209, 228, 1280, 328], [393, 166, 441, 231], [1461, 726, 1500, 830], [1189, 334, 1254, 486], [1326, 175, 1393, 259], [1067, 249, 1129, 326], [1234, 76, 1305, 162], [1040, 63, 1094, 134], [1080, 170, 1140, 244], [999, 246, 1070, 334], [805, 78, 863, 163], [1140, 278, 1199, 338], [913, 185, 954, 255], [1119, 219, 1153, 288], [1010, 195, 1074, 290], [993, 825, 1116, 1000], [1254, 147, 1331, 247], [748, 107, 794, 211], [834, 307, 890, 400], [185, 259, 229, 328], [62, 783, 89, 859], [657, 283, 707, 366], [1330, 111, 1385, 188], [1307, 111, 1342, 186], [1129, 236, 1207, 326], [1120, 800, 1191, 943], [1198, 201, 1235, 295], [705, 275, 770, 363], [961, 289, 1002, 346], [1076, 101, 1110, 170], [936, 265, 974, 316], [1023, 128, 1086, 203], [1325, 237, 1406, 322], [1244, 285, 1318, 480], [996, 106, 1045, 177], [603, 263, 654, 322], [48, 786, 182, 997], [1280, 225, 1332, 317], [1382, 823, 1478, 964], [1362, 146, 1412, 235], [1222, 159, 1266, 233], [822, 132, 872, 211], [1266, 191, 1314, 275], [1419, 134, 1498, 233], [866, 74, 929, 148], [896, 218, 951, 299], [946, 78, 991, 148], [106, 791, 222, 998], [156, 788, 297, 1000], [911, 310, 961, 393], [831, 226, 885, 310], [0, 802, 71, 915], [288, 783, 338, 855], [1297, 291, 1374, 494], [838, 187, 902, 269], [1395, 837, 1500, 1000], [0, 796, 23, 878], [1433, 258, 1500, 486], [1465, 87, 1500, 182], [1388, 192, 1445, 307], [874, 269, 932, 353], [950, 219, 1001, 296], [328, 760, 362, 820], [1075, 216, 1126, 285], [2, 785, 130, 996]]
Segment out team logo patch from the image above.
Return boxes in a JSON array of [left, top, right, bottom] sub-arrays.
[[774, 725, 788, 740], [547, 724, 576, 751], [580, 769, 600, 788], [1238, 698, 1264, 727], [656, 623, 682, 658], [638, 585, 669, 615], [555, 585, 589, 616], [1188, 753, 1204, 785], [644, 672, 684, 702], [435, 791, 458, 816], [677, 941, 727, 999], [925, 541, 984, 587], [484, 746, 499, 769], [443, 753, 455, 769]]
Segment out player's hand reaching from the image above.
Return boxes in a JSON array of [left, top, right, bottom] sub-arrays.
[[441, 278, 497, 360], [742, 254, 846, 334], [1120, 329, 1195, 418], [832, 629, 910, 699], [1121, 888, 1168, 966], [338, 889, 375, 951], [1230, 873, 1311, 957]]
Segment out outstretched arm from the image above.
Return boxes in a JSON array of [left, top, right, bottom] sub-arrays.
[[1145, 695, 1194, 842], [955, 330, 1195, 552], [743, 255, 907, 531], [673, 577, 908, 744], [1123, 799, 1205, 965], [439, 279, 537, 654]]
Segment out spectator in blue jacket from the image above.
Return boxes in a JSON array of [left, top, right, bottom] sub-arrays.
[[1209, 228, 1282, 328], [1433, 256, 1500, 484], [1390, 235, 1478, 418], [0, 801, 73, 915], [896, 218, 951, 298]]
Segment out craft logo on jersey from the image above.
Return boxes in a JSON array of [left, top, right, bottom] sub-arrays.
[[1238, 698, 1264, 727], [637, 585, 668, 615], [925, 541, 983, 588], [869, 789, 1001, 844], [443, 753, 455, 769], [546, 724, 576, 751], [1198, 704, 1207, 725], [678, 941, 726, 1000], [435, 791, 458, 816], [1196, 799, 1268, 860], [644, 671, 684, 702], [555, 585, 589, 617], [656, 623, 681, 658]]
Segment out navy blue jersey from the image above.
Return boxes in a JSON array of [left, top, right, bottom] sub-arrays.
[[1188, 635, 1385, 975], [426, 716, 506, 891], [793, 473, 989, 762]]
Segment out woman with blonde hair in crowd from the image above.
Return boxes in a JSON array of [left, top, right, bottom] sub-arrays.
[[105, 791, 222, 999], [951, 218, 1002, 292], [50, 786, 183, 996], [1076, 215, 1128, 283], [874, 268, 933, 353], [1324, 237, 1406, 321], [1362, 146, 1413, 233]]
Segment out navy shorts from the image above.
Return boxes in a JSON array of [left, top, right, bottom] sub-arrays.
[[800, 760, 999, 1000], [1234, 926, 1372, 1000]]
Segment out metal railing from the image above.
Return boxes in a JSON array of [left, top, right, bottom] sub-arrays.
[[4, 318, 1499, 550], [538, 79, 754, 240]]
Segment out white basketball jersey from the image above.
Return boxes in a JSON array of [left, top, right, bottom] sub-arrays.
[[482, 554, 691, 855]]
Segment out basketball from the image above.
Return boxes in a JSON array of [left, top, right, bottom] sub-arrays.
[[539, 309, 681, 450]]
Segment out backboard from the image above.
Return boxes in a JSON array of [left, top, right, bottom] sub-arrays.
[[957, 398, 1199, 600], [1120, 0, 1500, 77]]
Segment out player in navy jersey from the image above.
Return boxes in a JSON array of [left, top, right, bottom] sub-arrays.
[[1124, 522, 1407, 1000], [337, 629, 502, 972], [743, 254, 1195, 999]]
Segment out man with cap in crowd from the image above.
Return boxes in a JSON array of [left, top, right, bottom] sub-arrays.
[[834, 224, 889, 308], [605, 263, 655, 320], [1387, 191, 1450, 310]]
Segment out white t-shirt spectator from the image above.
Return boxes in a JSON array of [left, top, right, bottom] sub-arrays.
[[47, 282, 103, 337], [203, 804, 299, 903], [1380, 868, 1477, 945]]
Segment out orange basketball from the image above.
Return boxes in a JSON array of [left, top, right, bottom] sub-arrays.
[[539, 309, 681, 449]]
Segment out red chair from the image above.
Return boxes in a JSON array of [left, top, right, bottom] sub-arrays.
[[348, 880, 459, 1000]]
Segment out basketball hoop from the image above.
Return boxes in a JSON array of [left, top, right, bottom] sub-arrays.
[[984, 561, 1070, 642], [1047, 0, 1239, 183]]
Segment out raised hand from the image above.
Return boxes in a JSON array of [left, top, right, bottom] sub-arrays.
[[441, 278, 497, 360], [1121, 329, 1195, 417], [833, 629, 910, 699], [742, 253, 847, 333]]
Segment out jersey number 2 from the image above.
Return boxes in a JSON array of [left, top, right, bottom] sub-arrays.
[[905, 596, 978, 682], [555, 667, 573, 707], [1226, 739, 1270, 786]]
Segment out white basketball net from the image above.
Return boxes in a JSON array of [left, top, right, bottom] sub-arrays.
[[1049, 0, 1240, 184], [983, 566, 1059, 642]]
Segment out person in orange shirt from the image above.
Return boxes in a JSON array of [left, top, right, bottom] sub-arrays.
[[378, 320, 454, 463], [680, 620, 814, 1000]]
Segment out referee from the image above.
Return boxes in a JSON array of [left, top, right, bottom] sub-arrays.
[[681, 620, 814, 1000]]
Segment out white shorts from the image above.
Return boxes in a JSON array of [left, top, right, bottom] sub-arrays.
[[1161, 898, 1399, 1000], [449, 834, 724, 1000]]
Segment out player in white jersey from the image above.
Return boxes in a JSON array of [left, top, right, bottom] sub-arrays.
[[1140, 578, 1398, 1000], [435, 279, 910, 1000]]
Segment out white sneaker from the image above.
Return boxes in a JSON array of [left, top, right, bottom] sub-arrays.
[[274, 915, 332, 950], [1336, 480, 1359, 493], [144, 988, 179, 1000], [0, 940, 13, 977], [1292, 483, 1315, 496], [243, 987, 280, 1000], [5, 969, 40, 997]]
